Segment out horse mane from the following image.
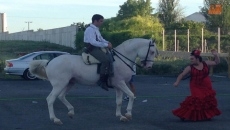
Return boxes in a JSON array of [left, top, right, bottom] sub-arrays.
[[121, 38, 147, 45], [116, 38, 148, 48]]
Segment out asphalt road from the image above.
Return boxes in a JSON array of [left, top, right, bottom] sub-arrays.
[[0, 75, 230, 130]]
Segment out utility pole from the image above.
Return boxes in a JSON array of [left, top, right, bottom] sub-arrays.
[[25, 21, 32, 30]]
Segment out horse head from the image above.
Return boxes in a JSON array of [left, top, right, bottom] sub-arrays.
[[137, 38, 158, 69]]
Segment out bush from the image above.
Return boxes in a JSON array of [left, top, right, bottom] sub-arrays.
[[0, 59, 4, 73], [102, 31, 134, 47], [136, 57, 228, 76], [213, 58, 228, 73], [136, 58, 189, 76], [75, 31, 84, 52]]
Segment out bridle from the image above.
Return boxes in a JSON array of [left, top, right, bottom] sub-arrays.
[[140, 39, 155, 66], [111, 39, 156, 72]]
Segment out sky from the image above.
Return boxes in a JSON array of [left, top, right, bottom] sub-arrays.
[[0, 0, 204, 33]]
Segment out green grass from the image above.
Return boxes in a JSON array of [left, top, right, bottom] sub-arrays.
[[0, 40, 76, 79]]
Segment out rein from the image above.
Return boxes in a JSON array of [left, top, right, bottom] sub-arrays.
[[112, 49, 142, 72], [111, 39, 155, 72]]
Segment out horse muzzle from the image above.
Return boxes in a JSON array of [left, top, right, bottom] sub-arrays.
[[143, 65, 152, 70], [141, 63, 152, 70], [141, 61, 153, 69]]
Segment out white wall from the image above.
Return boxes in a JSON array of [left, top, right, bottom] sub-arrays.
[[0, 25, 78, 48]]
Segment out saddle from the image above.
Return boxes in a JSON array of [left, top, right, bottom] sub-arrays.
[[82, 47, 107, 65], [81, 44, 115, 77]]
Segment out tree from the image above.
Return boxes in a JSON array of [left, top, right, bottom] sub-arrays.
[[71, 22, 89, 31], [169, 19, 205, 30], [101, 16, 162, 35], [157, 0, 184, 28], [117, 0, 154, 19], [37, 28, 43, 31], [201, 0, 230, 34]]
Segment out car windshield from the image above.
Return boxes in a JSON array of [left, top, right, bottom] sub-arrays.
[[17, 53, 35, 60]]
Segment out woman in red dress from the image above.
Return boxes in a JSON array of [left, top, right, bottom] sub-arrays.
[[172, 49, 221, 121]]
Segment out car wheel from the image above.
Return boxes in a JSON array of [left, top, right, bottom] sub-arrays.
[[22, 69, 37, 80]]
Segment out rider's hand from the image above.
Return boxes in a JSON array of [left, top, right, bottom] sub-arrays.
[[107, 42, 112, 49]]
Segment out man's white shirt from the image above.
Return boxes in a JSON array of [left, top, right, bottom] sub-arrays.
[[84, 24, 109, 48]]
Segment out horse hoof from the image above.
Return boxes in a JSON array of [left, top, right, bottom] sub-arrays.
[[125, 113, 132, 120], [54, 119, 63, 125], [68, 114, 73, 119], [120, 116, 128, 122], [68, 112, 74, 119]]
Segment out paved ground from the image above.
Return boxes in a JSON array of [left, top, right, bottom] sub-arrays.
[[0, 76, 230, 130]]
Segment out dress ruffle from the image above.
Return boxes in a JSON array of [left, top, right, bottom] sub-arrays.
[[172, 92, 221, 121]]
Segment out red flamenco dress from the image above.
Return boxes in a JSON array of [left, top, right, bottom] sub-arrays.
[[172, 62, 221, 121]]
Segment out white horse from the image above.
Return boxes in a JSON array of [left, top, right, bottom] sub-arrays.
[[29, 38, 158, 125]]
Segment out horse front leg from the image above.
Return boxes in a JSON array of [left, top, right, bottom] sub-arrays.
[[125, 95, 135, 120], [118, 82, 135, 121], [115, 88, 128, 122]]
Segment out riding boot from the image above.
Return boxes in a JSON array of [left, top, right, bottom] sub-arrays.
[[105, 75, 114, 88], [97, 74, 109, 91]]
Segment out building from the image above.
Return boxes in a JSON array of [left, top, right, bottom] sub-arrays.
[[0, 13, 8, 32], [184, 12, 206, 23]]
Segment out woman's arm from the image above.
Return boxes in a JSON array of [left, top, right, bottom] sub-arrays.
[[173, 66, 191, 87], [205, 49, 220, 66]]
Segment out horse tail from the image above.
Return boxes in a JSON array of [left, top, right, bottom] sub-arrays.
[[29, 60, 49, 80]]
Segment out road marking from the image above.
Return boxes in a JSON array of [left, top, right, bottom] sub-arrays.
[[0, 94, 230, 101]]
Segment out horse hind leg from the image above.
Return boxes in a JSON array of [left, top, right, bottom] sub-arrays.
[[47, 81, 68, 125], [58, 83, 75, 119]]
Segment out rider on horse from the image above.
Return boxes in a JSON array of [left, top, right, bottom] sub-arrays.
[[84, 14, 113, 91]]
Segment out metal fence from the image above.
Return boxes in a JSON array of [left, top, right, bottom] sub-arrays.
[[157, 27, 229, 53]]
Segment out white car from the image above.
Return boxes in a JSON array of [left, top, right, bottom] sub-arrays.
[[4, 51, 70, 80]]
